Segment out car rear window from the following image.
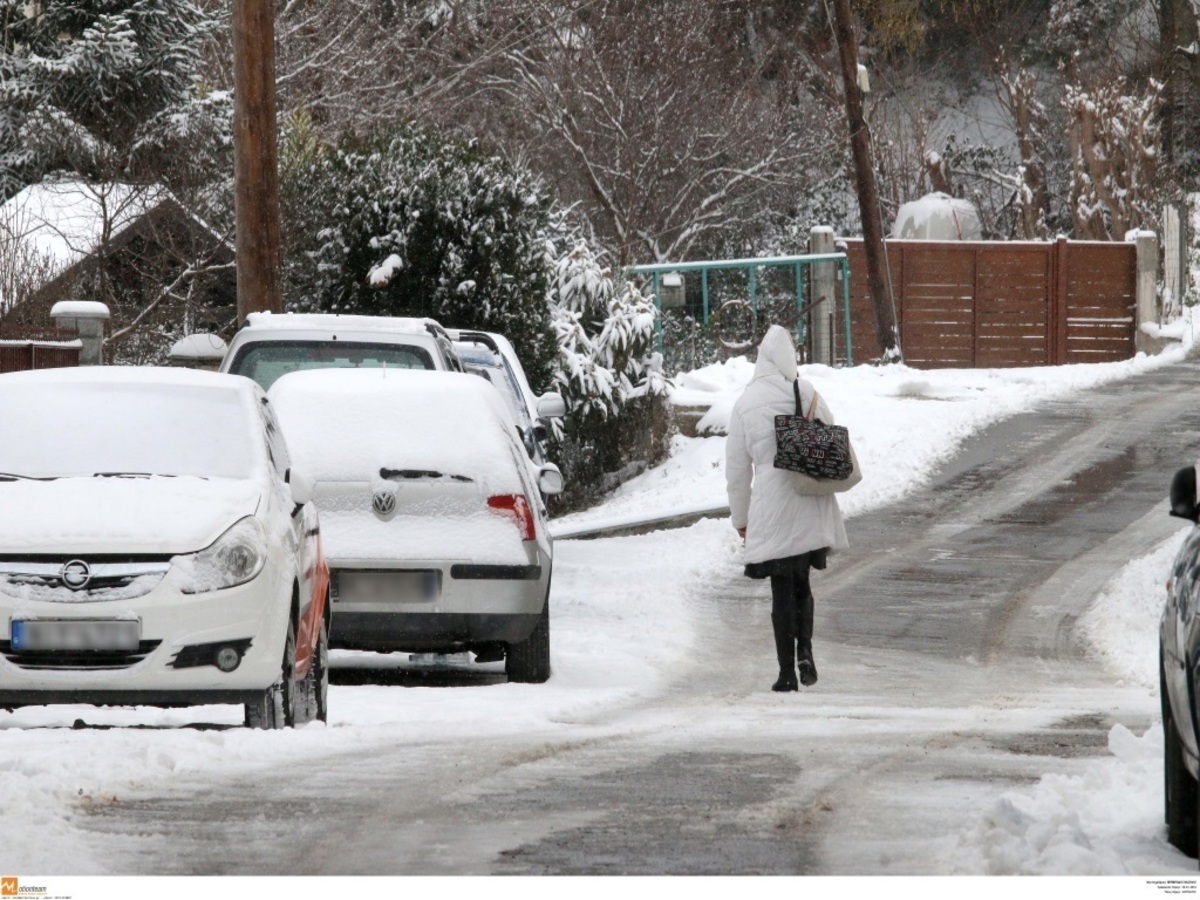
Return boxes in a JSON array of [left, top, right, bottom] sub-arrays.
[[228, 340, 436, 391], [0, 382, 258, 480]]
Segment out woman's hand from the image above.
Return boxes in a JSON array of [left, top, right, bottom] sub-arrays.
[[736, 526, 746, 540]]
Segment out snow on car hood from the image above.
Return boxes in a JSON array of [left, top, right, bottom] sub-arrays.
[[0, 477, 262, 555]]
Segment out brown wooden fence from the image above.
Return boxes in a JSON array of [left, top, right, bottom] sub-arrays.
[[0, 328, 82, 373], [840, 238, 1136, 367]]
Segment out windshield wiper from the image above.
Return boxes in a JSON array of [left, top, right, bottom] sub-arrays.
[[379, 467, 473, 483], [0, 472, 57, 482], [92, 472, 154, 479]]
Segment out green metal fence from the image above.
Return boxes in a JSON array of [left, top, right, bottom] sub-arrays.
[[625, 252, 853, 366]]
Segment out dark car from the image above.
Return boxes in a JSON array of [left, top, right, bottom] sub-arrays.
[[1161, 464, 1200, 858]]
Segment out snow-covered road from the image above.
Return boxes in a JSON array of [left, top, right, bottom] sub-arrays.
[[3, 346, 1200, 884]]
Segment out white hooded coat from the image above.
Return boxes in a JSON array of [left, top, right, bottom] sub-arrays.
[[725, 325, 849, 565]]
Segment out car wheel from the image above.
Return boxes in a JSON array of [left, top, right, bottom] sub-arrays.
[[244, 682, 284, 730], [311, 614, 329, 723], [244, 614, 298, 730], [1165, 707, 1199, 857], [281, 614, 299, 727], [505, 600, 550, 684]]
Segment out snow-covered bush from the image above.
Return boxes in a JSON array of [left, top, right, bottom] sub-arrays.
[[546, 239, 672, 513], [290, 124, 557, 390]]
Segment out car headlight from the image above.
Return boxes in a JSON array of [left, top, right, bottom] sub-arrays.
[[172, 517, 267, 594]]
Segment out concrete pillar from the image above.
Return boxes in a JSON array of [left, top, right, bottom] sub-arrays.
[[51, 300, 110, 366], [809, 226, 836, 365], [1133, 230, 1158, 355]]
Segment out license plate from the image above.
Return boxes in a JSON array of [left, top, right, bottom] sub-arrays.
[[334, 570, 440, 605], [10, 619, 141, 652]]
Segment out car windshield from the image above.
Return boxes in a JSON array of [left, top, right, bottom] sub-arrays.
[[229, 341, 436, 391], [0, 382, 257, 480]]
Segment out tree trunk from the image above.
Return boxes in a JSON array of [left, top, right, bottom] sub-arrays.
[[233, 0, 284, 320], [831, 0, 899, 362]]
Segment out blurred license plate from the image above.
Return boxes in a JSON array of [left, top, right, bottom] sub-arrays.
[[11, 619, 140, 652], [335, 570, 440, 605]]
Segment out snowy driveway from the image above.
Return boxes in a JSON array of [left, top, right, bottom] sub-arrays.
[[5, 360, 1200, 876]]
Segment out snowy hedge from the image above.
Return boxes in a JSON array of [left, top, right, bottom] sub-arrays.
[[287, 124, 557, 391], [546, 239, 672, 513]]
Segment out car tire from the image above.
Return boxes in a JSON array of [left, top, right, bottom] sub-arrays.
[[244, 613, 298, 730], [311, 614, 329, 723], [1165, 706, 1200, 857], [281, 614, 299, 727], [505, 599, 550, 684], [244, 682, 285, 730]]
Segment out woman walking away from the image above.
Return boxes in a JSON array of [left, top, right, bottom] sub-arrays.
[[725, 325, 849, 692]]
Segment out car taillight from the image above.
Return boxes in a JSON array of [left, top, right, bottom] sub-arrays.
[[488, 494, 536, 541]]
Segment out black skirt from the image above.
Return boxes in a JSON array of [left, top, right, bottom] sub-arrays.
[[744, 547, 828, 580]]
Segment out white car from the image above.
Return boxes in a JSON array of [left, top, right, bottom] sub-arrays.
[[218, 312, 465, 390], [0, 367, 330, 728], [449, 330, 567, 476], [269, 368, 561, 682]]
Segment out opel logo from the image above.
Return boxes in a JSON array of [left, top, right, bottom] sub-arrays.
[[371, 490, 397, 517], [61, 559, 92, 590]]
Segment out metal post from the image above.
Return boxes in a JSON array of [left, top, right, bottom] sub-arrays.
[[702, 269, 710, 323], [841, 258, 853, 366], [652, 271, 663, 353]]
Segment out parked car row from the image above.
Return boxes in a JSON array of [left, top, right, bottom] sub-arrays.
[[0, 313, 568, 728]]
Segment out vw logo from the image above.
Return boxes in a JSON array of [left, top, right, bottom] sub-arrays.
[[371, 490, 397, 517], [61, 559, 92, 590]]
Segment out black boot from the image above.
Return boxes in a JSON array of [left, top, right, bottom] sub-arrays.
[[771, 607, 798, 692], [772, 670, 799, 692], [797, 640, 818, 687]]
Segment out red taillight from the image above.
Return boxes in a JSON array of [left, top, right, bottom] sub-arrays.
[[488, 494, 536, 541]]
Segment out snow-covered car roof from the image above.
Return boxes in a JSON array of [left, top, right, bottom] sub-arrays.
[[268, 368, 525, 492], [242, 312, 441, 336]]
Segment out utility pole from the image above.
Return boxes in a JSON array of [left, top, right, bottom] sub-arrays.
[[232, 0, 283, 320], [830, 0, 899, 362]]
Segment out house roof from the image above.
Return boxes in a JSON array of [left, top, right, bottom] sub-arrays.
[[0, 181, 231, 311]]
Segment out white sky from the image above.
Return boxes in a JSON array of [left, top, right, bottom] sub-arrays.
[[2, 327, 1199, 894]]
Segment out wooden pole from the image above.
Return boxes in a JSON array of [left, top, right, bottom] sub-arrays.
[[232, 0, 283, 320], [830, 0, 899, 361]]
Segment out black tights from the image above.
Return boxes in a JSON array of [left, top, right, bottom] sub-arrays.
[[770, 553, 815, 673]]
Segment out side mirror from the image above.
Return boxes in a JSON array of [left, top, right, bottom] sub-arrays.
[[536, 391, 567, 420], [537, 462, 565, 496], [287, 468, 316, 507], [1170, 466, 1199, 523]]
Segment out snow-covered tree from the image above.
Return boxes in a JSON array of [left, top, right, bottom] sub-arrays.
[[1064, 70, 1163, 239], [483, 0, 819, 266], [0, 0, 220, 198], [546, 238, 671, 512], [292, 123, 558, 389]]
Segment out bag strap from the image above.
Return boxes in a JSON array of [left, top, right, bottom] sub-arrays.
[[793, 378, 821, 422]]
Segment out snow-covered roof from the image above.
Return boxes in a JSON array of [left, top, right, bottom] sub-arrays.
[[242, 312, 437, 336], [0, 181, 229, 310], [2, 182, 166, 271]]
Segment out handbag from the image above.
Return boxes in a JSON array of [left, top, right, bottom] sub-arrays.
[[773, 381, 862, 494]]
